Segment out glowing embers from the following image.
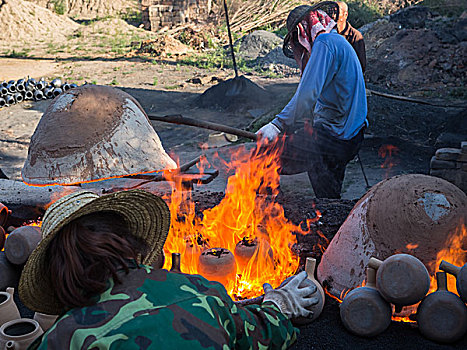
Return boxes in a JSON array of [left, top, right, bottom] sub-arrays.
[[162, 144, 315, 299]]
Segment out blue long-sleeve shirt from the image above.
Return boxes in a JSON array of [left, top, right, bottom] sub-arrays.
[[272, 30, 368, 140]]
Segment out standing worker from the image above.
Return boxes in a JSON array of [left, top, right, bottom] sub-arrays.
[[334, 1, 366, 73], [256, 5, 368, 199]]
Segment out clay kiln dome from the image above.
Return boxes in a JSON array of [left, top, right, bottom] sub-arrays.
[[317, 174, 467, 297], [22, 85, 177, 185]]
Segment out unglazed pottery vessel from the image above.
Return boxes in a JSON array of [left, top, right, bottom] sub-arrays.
[[340, 267, 392, 337], [0, 288, 20, 326], [368, 254, 430, 307], [0, 319, 43, 350], [417, 272, 467, 343], [440, 260, 467, 303]]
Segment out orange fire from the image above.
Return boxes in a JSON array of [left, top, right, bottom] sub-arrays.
[[378, 144, 399, 179], [162, 142, 315, 299]]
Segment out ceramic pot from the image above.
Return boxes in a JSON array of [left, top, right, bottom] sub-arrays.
[[0, 203, 9, 228], [368, 254, 430, 307], [0, 252, 21, 291], [440, 260, 467, 303], [340, 267, 392, 337], [4, 226, 42, 265], [170, 253, 182, 273], [198, 248, 237, 288], [293, 257, 325, 325], [0, 288, 20, 326], [0, 227, 5, 251], [417, 272, 467, 343], [33, 313, 58, 332], [234, 237, 273, 273], [0, 319, 43, 350]]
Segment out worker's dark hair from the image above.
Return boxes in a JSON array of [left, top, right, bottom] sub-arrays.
[[46, 212, 148, 309]]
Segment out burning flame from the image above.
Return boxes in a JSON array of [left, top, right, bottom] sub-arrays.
[[162, 142, 315, 299], [378, 144, 399, 179]]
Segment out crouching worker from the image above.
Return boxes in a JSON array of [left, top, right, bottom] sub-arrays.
[[19, 189, 318, 349]]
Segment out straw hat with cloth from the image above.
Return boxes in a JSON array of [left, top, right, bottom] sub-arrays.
[[19, 189, 171, 315], [283, 1, 339, 59]]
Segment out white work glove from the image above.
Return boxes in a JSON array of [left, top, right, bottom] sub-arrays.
[[256, 122, 281, 142], [262, 271, 319, 319]]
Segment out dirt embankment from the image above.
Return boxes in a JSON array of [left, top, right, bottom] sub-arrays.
[[26, 0, 138, 19], [0, 0, 79, 44]]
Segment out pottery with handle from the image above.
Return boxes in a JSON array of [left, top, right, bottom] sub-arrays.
[[417, 272, 467, 343], [0, 202, 9, 228], [439, 260, 467, 303], [368, 254, 430, 307], [0, 319, 43, 350], [0, 288, 20, 326], [292, 257, 325, 325], [340, 267, 392, 337]]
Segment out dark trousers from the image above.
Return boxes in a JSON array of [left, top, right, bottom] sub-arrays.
[[277, 124, 364, 199]]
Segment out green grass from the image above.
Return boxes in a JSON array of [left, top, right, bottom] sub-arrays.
[[4, 48, 30, 58], [164, 85, 179, 90], [52, 0, 66, 15], [110, 78, 118, 86], [153, 77, 158, 86]]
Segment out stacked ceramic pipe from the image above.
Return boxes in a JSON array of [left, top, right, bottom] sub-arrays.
[[0, 78, 78, 108], [0, 202, 58, 349], [340, 253, 467, 344]]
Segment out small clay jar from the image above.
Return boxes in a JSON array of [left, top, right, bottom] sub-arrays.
[[440, 260, 467, 303], [0, 252, 21, 291], [234, 237, 273, 272], [170, 253, 182, 273], [0, 287, 21, 326], [340, 267, 392, 337], [417, 272, 467, 344], [0, 202, 9, 228], [293, 257, 325, 325], [5, 226, 42, 265], [33, 313, 58, 332], [198, 248, 237, 287], [0, 226, 5, 251], [368, 254, 430, 307], [0, 319, 43, 350]]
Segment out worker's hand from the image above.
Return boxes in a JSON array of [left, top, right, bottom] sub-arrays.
[[256, 123, 281, 143], [262, 271, 319, 319]]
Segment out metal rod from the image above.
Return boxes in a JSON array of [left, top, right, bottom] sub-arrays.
[[357, 152, 370, 189], [148, 113, 258, 140], [223, 0, 238, 78]]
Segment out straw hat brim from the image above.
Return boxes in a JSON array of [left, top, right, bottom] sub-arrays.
[[19, 189, 170, 315]]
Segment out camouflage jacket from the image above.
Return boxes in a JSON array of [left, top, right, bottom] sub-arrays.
[[29, 264, 298, 350]]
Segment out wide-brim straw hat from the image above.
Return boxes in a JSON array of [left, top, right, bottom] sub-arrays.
[[19, 189, 170, 315], [282, 1, 339, 58]]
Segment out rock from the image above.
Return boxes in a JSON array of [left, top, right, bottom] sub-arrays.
[[462, 141, 467, 154], [430, 156, 457, 169], [430, 169, 467, 193], [454, 18, 467, 41], [390, 6, 430, 29], [435, 148, 462, 161], [237, 30, 282, 61]]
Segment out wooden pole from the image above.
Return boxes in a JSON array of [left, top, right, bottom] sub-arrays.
[[148, 114, 258, 141]]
